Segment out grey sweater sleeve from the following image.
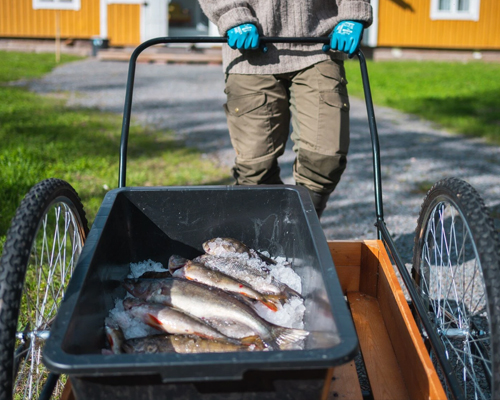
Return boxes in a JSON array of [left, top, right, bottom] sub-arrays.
[[197, 1, 260, 36], [337, 0, 373, 27]]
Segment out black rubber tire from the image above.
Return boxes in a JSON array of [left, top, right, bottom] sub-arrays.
[[412, 177, 500, 400], [0, 179, 88, 400]]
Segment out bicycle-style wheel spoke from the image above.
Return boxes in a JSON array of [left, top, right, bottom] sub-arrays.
[[413, 178, 499, 399]]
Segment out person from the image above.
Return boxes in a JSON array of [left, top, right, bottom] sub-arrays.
[[197, 1, 373, 218]]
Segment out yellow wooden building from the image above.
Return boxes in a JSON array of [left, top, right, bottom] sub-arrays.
[[0, 0, 499, 50], [365, 0, 500, 50], [0, 0, 215, 47]]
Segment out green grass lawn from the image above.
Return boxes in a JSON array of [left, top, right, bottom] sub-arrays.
[[345, 59, 500, 144], [0, 51, 232, 252], [2, 52, 500, 252]]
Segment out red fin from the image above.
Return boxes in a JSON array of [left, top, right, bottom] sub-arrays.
[[145, 313, 163, 329], [260, 299, 279, 312], [261, 294, 284, 312], [106, 334, 114, 347]]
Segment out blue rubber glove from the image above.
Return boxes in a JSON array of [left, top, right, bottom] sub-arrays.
[[324, 21, 364, 56], [227, 23, 260, 50]]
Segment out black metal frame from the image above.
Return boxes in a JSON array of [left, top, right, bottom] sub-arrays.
[[114, 36, 465, 400]]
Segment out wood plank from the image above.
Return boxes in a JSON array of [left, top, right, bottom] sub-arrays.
[[359, 242, 380, 298], [328, 241, 362, 267], [347, 292, 410, 400], [328, 241, 361, 293], [371, 241, 447, 400], [335, 265, 360, 293], [323, 361, 363, 400]]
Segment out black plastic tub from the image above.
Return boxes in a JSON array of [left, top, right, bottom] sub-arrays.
[[44, 185, 358, 399]]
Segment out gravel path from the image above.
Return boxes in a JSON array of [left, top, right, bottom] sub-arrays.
[[29, 58, 500, 265]]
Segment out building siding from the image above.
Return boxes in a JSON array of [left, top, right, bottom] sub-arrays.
[[0, 0, 100, 39], [378, 0, 500, 49], [107, 4, 141, 46]]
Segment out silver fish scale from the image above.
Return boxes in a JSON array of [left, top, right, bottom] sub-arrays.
[[165, 280, 273, 341], [194, 255, 283, 296]]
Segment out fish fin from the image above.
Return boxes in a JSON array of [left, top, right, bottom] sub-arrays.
[[240, 335, 266, 351], [234, 292, 281, 313], [260, 295, 282, 312], [105, 321, 125, 354], [171, 268, 185, 278], [144, 313, 163, 330], [272, 327, 309, 350]]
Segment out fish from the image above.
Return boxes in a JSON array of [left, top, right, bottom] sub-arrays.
[[123, 297, 238, 343], [122, 278, 308, 350], [104, 318, 125, 354], [203, 237, 276, 266], [171, 260, 283, 312], [194, 254, 302, 300], [122, 334, 256, 354]]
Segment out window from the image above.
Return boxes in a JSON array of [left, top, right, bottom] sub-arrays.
[[430, 0, 480, 21], [33, 0, 81, 11]]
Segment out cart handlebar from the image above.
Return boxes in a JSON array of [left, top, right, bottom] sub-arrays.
[[118, 36, 381, 227], [119, 36, 354, 189]]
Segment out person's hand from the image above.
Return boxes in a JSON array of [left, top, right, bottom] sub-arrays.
[[324, 21, 364, 56], [227, 23, 260, 50]]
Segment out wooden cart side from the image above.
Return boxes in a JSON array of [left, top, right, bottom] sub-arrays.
[[327, 240, 446, 400]]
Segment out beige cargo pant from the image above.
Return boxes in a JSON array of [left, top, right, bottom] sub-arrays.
[[223, 59, 350, 197]]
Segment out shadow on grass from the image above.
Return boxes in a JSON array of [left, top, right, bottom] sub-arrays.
[[388, 90, 500, 144], [0, 87, 231, 237]]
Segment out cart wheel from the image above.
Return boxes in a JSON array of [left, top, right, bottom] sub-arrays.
[[412, 177, 500, 399], [0, 179, 88, 400]]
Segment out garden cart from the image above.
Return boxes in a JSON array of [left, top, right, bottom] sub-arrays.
[[1, 37, 499, 400]]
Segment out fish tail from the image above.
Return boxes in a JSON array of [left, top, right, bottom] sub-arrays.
[[283, 285, 303, 300], [271, 327, 309, 350]]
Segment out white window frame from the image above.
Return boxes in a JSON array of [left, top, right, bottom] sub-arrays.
[[33, 0, 81, 11], [430, 0, 480, 21]]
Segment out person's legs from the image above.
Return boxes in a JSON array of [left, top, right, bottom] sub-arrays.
[[289, 59, 350, 217], [224, 74, 291, 185]]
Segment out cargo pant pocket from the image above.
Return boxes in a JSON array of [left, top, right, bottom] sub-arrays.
[[316, 91, 350, 156], [314, 59, 348, 92], [223, 92, 276, 160]]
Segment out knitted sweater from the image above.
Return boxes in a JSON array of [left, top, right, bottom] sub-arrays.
[[198, 0, 373, 74]]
